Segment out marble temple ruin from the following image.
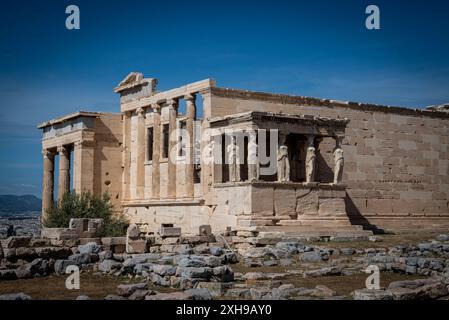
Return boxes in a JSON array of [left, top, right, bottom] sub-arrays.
[[38, 72, 449, 237]]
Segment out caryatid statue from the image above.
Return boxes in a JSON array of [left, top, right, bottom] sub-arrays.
[[277, 145, 290, 182], [333, 137, 344, 184], [247, 133, 259, 181], [305, 136, 316, 183], [203, 138, 215, 186], [227, 136, 241, 182]]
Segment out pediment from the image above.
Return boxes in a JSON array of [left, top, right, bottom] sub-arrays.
[[114, 72, 157, 94]]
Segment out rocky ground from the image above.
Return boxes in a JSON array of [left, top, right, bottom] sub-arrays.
[[1, 233, 449, 300]]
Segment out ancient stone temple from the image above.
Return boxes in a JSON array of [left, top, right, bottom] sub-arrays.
[[39, 72, 449, 236]]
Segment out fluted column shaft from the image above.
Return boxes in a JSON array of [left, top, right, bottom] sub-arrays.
[[136, 107, 146, 199], [151, 104, 161, 199], [167, 99, 178, 199], [42, 150, 55, 222], [57, 145, 71, 202], [122, 112, 131, 200], [185, 93, 196, 198]]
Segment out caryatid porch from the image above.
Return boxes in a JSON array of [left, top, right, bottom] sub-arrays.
[[207, 111, 365, 234]]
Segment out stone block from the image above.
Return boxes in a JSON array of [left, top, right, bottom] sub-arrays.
[[159, 224, 181, 238], [251, 187, 274, 216], [296, 190, 319, 216], [127, 239, 148, 254], [274, 187, 296, 218], [1, 236, 31, 249], [199, 225, 212, 237], [318, 198, 347, 216]]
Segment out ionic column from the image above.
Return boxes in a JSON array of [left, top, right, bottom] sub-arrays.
[[185, 93, 196, 198], [42, 150, 55, 222], [305, 135, 316, 183], [151, 104, 161, 199], [57, 145, 71, 202], [167, 99, 178, 199], [136, 107, 146, 199]]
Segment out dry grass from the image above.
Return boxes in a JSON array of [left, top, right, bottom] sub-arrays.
[[0, 273, 174, 300]]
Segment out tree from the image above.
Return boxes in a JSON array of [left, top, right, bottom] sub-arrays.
[[44, 191, 128, 237]]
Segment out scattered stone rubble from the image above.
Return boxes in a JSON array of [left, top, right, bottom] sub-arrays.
[[2, 229, 449, 300]]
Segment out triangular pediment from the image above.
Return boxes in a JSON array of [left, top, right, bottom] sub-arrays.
[[114, 72, 154, 93]]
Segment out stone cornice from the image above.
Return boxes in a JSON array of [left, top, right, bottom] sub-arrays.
[[209, 111, 350, 129], [210, 87, 449, 120]]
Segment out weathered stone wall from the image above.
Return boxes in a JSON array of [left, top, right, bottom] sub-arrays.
[[93, 114, 123, 208], [123, 183, 248, 234], [208, 88, 449, 231]]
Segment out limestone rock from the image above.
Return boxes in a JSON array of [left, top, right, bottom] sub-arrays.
[[145, 292, 191, 300], [300, 251, 323, 263], [311, 285, 336, 298], [54, 259, 77, 275], [1, 236, 31, 249], [184, 288, 213, 300], [128, 290, 154, 300], [69, 253, 92, 265], [104, 294, 126, 300], [197, 282, 229, 297], [388, 278, 448, 300], [353, 289, 394, 300], [99, 250, 113, 262], [0, 269, 17, 280], [98, 259, 122, 273], [436, 234, 449, 242], [78, 242, 102, 255], [0, 293, 32, 300], [210, 246, 224, 256], [117, 283, 148, 297]]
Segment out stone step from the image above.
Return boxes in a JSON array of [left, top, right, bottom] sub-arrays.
[[278, 219, 357, 228], [254, 225, 373, 238]]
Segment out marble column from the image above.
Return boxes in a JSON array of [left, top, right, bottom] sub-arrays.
[[305, 135, 316, 183], [57, 145, 71, 202], [122, 111, 132, 200], [185, 93, 196, 198], [136, 107, 146, 199], [42, 149, 55, 222], [167, 99, 178, 199], [151, 103, 161, 199]]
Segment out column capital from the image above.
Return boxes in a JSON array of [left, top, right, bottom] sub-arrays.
[[124, 111, 132, 118], [166, 99, 178, 109], [57, 145, 69, 155], [136, 107, 146, 118], [184, 93, 196, 102], [151, 103, 161, 113], [42, 149, 55, 159], [306, 134, 315, 145], [334, 135, 344, 145]]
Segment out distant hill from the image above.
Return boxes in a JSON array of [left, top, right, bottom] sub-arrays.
[[0, 195, 41, 214]]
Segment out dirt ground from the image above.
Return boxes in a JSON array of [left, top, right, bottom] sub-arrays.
[[0, 233, 442, 300], [0, 273, 175, 300]]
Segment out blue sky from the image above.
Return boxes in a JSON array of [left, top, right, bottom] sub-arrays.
[[0, 0, 448, 197]]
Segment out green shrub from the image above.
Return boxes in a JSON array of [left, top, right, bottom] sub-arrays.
[[44, 191, 129, 237]]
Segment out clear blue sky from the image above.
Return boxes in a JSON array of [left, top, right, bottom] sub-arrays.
[[0, 0, 448, 197]]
